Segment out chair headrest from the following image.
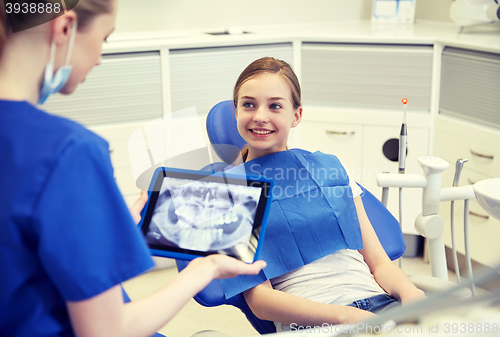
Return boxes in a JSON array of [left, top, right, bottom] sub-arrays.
[[206, 100, 247, 164]]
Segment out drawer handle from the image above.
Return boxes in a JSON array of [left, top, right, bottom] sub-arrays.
[[470, 149, 494, 160], [326, 130, 355, 136], [469, 210, 489, 220]]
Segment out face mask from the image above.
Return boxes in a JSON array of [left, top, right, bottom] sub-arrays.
[[38, 20, 77, 105]]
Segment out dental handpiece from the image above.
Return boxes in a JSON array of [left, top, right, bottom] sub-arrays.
[[452, 159, 468, 187], [398, 98, 408, 174], [450, 158, 468, 285]]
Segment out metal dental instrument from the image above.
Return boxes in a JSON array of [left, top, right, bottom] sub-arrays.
[[450, 158, 468, 283], [451, 159, 468, 284], [450, 158, 476, 297], [399, 98, 408, 175], [398, 98, 408, 267]]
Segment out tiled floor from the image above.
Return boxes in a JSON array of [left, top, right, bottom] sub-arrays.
[[122, 255, 467, 337]]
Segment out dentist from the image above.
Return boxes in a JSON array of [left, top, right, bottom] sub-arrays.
[[0, 1, 265, 336]]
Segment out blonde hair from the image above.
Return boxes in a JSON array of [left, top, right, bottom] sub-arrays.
[[233, 57, 301, 162], [0, 0, 113, 53]]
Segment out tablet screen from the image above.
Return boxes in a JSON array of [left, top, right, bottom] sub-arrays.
[[140, 168, 272, 263]]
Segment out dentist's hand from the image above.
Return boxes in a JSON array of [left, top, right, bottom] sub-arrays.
[[187, 255, 266, 280], [129, 190, 148, 224]]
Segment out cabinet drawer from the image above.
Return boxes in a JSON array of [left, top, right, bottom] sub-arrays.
[[434, 131, 500, 177], [299, 121, 362, 170]]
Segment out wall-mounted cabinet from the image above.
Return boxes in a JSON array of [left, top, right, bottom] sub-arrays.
[[43, 51, 164, 126], [301, 43, 433, 112], [440, 47, 500, 129], [169, 43, 294, 117]]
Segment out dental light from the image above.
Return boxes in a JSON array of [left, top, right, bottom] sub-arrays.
[[450, 0, 500, 27]]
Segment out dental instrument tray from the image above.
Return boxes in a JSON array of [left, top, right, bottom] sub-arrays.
[[138, 167, 273, 263]]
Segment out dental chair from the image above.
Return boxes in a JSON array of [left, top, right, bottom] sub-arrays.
[[175, 100, 407, 335]]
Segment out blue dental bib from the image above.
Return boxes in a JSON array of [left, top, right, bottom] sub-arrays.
[[219, 150, 363, 299]]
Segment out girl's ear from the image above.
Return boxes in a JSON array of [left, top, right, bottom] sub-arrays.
[[51, 12, 77, 45], [291, 106, 302, 128]]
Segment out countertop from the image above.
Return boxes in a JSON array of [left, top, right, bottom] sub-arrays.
[[103, 20, 500, 54]]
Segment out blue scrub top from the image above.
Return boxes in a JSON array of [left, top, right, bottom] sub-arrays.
[[0, 100, 155, 337]]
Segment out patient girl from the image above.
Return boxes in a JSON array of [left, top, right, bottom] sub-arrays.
[[220, 57, 427, 331]]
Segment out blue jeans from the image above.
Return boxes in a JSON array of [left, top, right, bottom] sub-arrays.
[[346, 293, 400, 314]]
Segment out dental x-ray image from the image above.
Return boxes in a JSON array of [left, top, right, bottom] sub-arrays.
[[145, 177, 262, 261]]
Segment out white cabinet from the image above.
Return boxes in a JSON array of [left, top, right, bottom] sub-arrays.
[[434, 116, 500, 268], [299, 122, 363, 171]]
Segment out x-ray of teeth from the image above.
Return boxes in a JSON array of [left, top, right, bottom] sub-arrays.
[[146, 177, 262, 256]]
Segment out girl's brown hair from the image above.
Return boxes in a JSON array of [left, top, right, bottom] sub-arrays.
[[233, 57, 301, 162], [0, 0, 114, 54], [233, 57, 301, 109]]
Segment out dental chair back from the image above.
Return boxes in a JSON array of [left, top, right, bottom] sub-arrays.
[[176, 100, 406, 335]]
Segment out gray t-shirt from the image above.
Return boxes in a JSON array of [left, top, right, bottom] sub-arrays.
[[271, 250, 387, 332], [270, 177, 386, 332]]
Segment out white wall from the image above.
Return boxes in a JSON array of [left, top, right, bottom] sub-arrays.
[[115, 0, 498, 33], [415, 0, 454, 23], [115, 0, 373, 32]]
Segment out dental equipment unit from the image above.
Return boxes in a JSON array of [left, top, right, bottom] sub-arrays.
[[378, 99, 500, 296]]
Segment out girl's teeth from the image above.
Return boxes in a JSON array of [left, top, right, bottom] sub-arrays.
[[253, 130, 271, 135]]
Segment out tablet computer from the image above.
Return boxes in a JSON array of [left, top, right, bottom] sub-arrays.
[[139, 167, 273, 263]]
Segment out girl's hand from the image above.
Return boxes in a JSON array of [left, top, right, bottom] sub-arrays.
[[188, 255, 266, 280], [400, 289, 427, 306], [341, 306, 378, 324], [129, 190, 148, 224]]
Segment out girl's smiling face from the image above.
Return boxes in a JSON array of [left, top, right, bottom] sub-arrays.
[[236, 73, 302, 162]]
